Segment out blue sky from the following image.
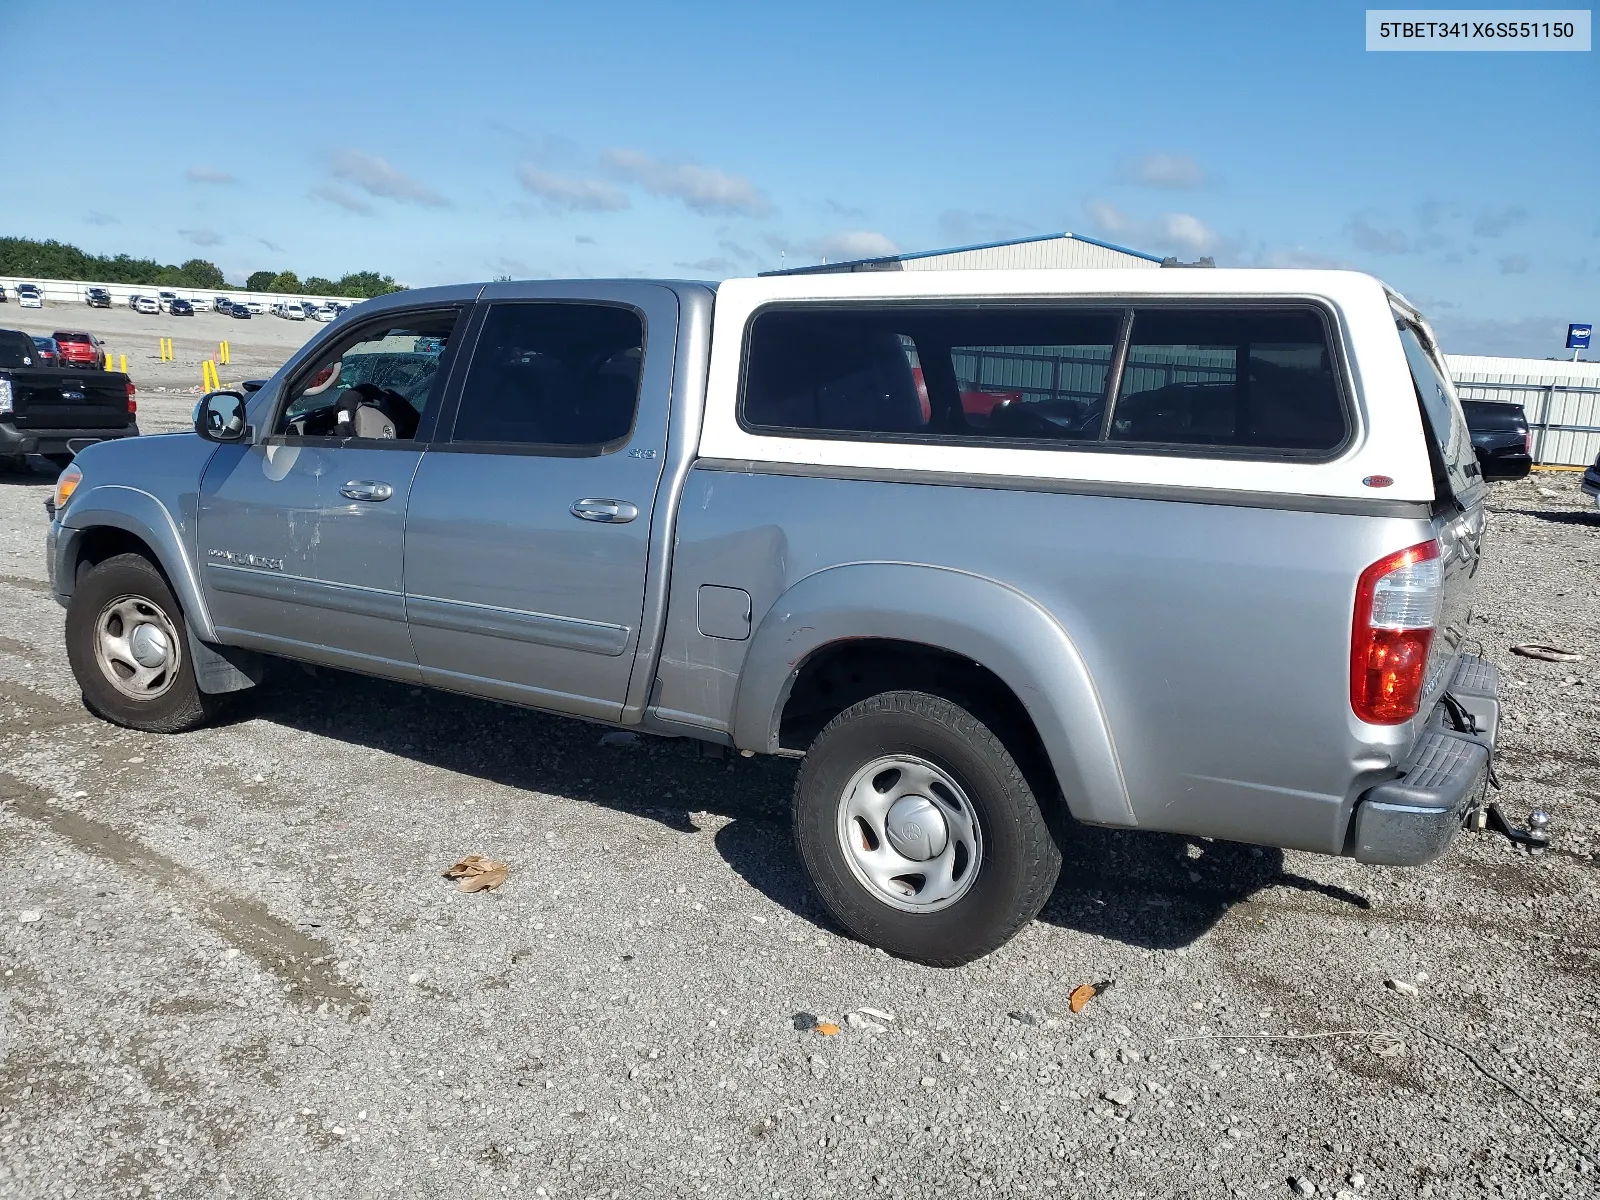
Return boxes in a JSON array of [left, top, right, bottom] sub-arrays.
[[1, 0, 1593, 355]]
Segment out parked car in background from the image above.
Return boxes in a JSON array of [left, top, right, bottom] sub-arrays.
[[214, 296, 234, 311], [85, 287, 111, 308], [52, 331, 106, 370], [30, 336, 60, 367], [312, 305, 337, 322], [243, 299, 265, 315], [0, 326, 138, 472], [127, 293, 142, 310], [0, 284, 8, 303], [273, 301, 306, 320], [188, 297, 212, 312], [18, 284, 43, 309], [47, 269, 1506, 964], [157, 291, 178, 314], [1581, 453, 1600, 505], [1461, 400, 1533, 481], [134, 296, 159, 315], [227, 302, 251, 320], [170, 298, 194, 316]]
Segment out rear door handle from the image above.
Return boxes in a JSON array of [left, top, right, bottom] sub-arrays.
[[570, 498, 638, 524], [340, 480, 394, 502]]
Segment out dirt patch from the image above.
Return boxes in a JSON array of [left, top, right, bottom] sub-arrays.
[[1, 772, 366, 1012]]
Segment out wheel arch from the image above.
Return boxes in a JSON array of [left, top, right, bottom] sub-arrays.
[[60, 485, 216, 640], [730, 562, 1135, 828]]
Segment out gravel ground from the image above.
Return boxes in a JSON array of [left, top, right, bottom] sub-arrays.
[[1, 467, 1598, 1200]]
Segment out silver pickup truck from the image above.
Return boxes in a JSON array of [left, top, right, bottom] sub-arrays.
[[46, 268, 1505, 964]]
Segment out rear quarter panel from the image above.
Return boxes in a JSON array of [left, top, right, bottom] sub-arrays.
[[661, 469, 1438, 854]]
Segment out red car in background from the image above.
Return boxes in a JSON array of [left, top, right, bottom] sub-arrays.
[[52, 330, 107, 370]]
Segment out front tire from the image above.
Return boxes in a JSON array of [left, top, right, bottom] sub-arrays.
[[65, 552, 222, 733], [793, 690, 1061, 966]]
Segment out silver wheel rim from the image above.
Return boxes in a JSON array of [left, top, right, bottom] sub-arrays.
[[835, 754, 983, 913], [93, 594, 181, 701]]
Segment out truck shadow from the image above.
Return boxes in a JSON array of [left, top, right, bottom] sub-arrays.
[[251, 667, 1368, 955]]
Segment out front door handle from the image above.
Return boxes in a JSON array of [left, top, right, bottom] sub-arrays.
[[340, 480, 394, 502], [570, 497, 638, 524]]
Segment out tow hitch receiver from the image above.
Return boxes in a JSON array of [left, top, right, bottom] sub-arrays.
[[1468, 803, 1551, 851]]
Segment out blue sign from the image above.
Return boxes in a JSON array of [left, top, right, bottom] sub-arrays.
[[1570, 323, 1593, 350]]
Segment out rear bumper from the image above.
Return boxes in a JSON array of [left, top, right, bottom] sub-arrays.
[[1348, 654, 1499, 866], [0, 422, 140, 456], [1581, 463, 1600, 498]]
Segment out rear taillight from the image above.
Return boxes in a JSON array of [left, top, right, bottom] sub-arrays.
[[1524, 430, 1532, 456], [126, 381, 137, 415], [1351, 540, 1442, 725]]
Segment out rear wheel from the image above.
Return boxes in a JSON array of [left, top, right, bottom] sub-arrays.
[[65, 552, 223, 733], [792, 690, 1061, 966]]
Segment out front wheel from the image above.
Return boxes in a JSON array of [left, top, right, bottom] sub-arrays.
[[792, 690, 1061, 966], [65, 552, 223, 733]]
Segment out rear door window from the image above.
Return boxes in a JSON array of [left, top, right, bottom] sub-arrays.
[[1396, 321, 1483, 506], [449, 302, 644, 450]]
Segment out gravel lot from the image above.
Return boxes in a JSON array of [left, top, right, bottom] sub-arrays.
[[2, 464, 1598, 1200], [2, 300, 322, 436]]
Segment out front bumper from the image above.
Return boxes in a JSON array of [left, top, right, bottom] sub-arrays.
[[1348, 654, 1499, 866], [0, 422, 140, 456]]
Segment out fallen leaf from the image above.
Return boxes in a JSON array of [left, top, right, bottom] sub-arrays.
[[814, 1022, 840, 1036], [1069, 978, 1124, 1013], [442, 855, 509, 893]]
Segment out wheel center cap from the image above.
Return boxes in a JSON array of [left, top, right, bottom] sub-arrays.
[[129, 623, 170, 669], [884, 795, 949, 862]]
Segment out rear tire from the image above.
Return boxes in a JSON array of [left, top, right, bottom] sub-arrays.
[[792, 690, 1061, 966], [65, 552, 223, 733]]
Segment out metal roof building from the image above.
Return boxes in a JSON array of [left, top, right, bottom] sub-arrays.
[[763, 232, 1165, 275], [1447, 354, 1600, 466]]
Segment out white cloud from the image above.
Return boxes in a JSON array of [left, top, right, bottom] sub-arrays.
[[601, 149, 773, 217], [516, 164, 629, 213], [1474, 206, 1529, 238], [84, 211, 117, 226], [1429, 314, 1571, 357], [186, 165, 237, 185], [309, 184, 374, 216], [1118, 152, 1207, 190], [1251, 247, 1356, 269], [675, 256, 739, 276], [179, 228, 223, 247], [1085, 199, 1217, 257], [808, 230, 899, 260], [259, 238, 285, 254], [1346, 214, 1409, 256], [1498, 253, 1530, 275], [328, 150, 448, 207], [937, 209, 1035, 244]]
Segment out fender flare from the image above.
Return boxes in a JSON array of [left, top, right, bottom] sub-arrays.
[[730, 562, 1135, 828], [61, 484, 217, 641]]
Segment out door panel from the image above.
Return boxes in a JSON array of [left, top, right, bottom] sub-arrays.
[[198, 440, 424, 680], [404, 285, 678, 719]]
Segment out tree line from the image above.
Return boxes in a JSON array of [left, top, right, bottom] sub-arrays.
[[0, 237, 405, 298]]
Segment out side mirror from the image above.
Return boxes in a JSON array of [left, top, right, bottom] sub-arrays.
[[195, 390, 250, 443]]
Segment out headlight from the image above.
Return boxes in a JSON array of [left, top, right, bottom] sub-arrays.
[[0, 377, 12, 416], [53, 463, 82, 513]]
